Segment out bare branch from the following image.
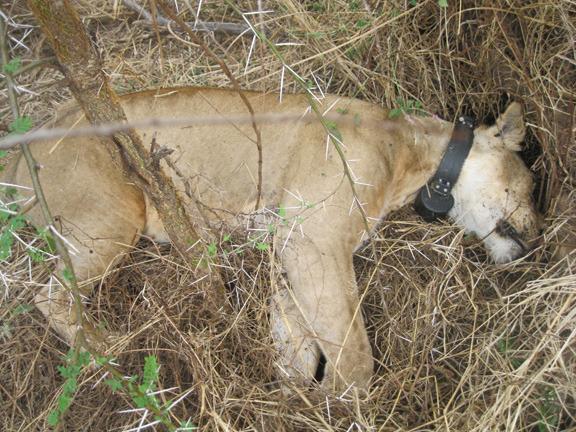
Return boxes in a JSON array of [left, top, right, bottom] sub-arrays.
[[0, 14, 89, 351], [122, 0, 250, 35], [0, 110, 388, 151], [156, 0, 263, 210], [26, 0, 229, 314]]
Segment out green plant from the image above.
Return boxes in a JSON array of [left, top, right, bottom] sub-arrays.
[[47, 349, 92, 426], [2, 56, 21, 74], [536, 387, 561, 432], [388, 98, 426, 119], [310, 2, 325, 13], [496, 336, 525, 369], [103, 355, 197, 430]]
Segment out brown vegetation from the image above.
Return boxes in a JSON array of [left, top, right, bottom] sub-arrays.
[[0, 0, 574, 430]]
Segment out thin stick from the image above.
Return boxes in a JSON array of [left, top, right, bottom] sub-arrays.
[[122, 0, 249, 35], [157, 1, 263, 210], [0, 110, 393, 151], [0, 15, 89, 351], [0, 57, 56, 81]]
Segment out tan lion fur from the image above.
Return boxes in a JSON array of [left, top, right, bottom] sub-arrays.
[[3, 87, 540, 390]]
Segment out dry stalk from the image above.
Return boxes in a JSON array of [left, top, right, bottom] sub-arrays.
[[1, 1, 574, 430], [0, 110, 393, 150]]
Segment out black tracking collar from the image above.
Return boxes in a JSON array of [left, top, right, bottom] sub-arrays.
[[414, 115, 475, 222]]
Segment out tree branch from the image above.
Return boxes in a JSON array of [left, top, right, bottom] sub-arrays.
[[123, 0, 250, 35], [1, 13, 90, 351], [26, 0, 228, 312], [0, 110, 376, 151]]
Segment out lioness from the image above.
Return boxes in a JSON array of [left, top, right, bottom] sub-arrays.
[[2, 87, 540, 390]]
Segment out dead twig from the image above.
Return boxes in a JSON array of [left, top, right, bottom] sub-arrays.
[[148, 134, 174, 171], [122, 0, 249, 35]]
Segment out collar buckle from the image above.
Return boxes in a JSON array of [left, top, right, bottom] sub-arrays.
[[430, 178, 452, 197]]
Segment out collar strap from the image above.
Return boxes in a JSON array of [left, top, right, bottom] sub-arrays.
[[414, 115, 475, 222]]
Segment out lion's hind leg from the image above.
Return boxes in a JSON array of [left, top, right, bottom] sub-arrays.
[[33, 226, 141, 349]]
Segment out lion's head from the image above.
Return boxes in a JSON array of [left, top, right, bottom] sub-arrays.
[[450, 103, 542, 263]]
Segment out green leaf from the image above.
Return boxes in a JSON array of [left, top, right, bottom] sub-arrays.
[[388, 108, 403, 119], [62, 267, 74, 282], [4, 187, 17, 199], [127, 374, 139, 383], [65, 348, 76, 362], [78, 350, 91, 367], [47, 410, 60, 427], [348, 0, 360, 11], [8, 116, 33, 134], [104, 378, 124, 393], [95, 355, 113, 367], [133, 395, 149, 409], [355, 18, 369, 29], [37, 228, 57, 254], [0, 150, 7, 158], [277, 206, 287, 219], [10, 215, 26, 231], [60, 268, 75, 282], [28, 248, 45, 263], [325, 120, 344, 143], [0, 208, 10, 223], [3, 57, 21, 75], [58, 393, 72, 412], [255, 242, 269, 251], [10, 303, 32, 317], [57, 365, 73, 379], [438, 0, 448, 7], [206, 242, 217, 258], [142, 355, 159, 392], [0, 232, 14, 260]]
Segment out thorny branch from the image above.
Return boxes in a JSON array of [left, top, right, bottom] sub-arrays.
[[225, 1, 374, 241], [0, 14, 90, 351], [0, 11, 193, 431], [155, 0, 264, 211], [25, 0, 231, 315]]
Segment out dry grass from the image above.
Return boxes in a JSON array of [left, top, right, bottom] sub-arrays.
[[1, 0, 575, 430]]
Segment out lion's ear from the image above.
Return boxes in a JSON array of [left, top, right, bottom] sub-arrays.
[[492, 102, 526, 151]]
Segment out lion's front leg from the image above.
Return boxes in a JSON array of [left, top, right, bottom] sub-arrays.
[[273, 237, 374, 391], [270, 286, 321, 385]]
